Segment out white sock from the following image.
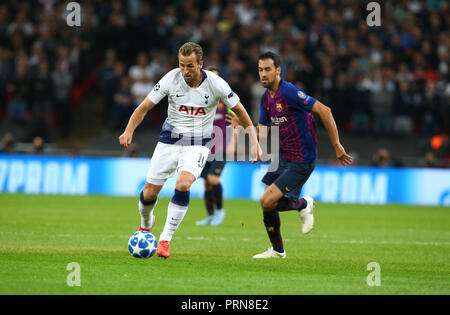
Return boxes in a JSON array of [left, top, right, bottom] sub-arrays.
[[159, 201, 188, 242], [139, 199, 157, 230]]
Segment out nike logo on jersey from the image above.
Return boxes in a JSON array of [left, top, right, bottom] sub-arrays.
[[176, 94, 184, 97]]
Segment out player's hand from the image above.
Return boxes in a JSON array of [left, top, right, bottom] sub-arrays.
[[334, 143, 353, 166], [225, 112, 241, 128], [251, 143, 262, 164], [119, 131, 133, 148]]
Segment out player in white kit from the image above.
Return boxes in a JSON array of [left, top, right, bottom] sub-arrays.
[[119, 42, 261, 258]]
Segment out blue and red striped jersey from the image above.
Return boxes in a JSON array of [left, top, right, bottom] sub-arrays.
[[258, 80, 318, 163]]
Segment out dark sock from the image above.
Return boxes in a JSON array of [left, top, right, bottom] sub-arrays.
[[211, 183, 223, 209], [263, 210, 284, 253], [275, 197, 308, 212], [171, 189, 190, 206], [204, 189, 215, 215], [140, 190, 156, 205]]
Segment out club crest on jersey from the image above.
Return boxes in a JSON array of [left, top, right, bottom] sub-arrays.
[[276, 103, 283, 112], [179, 105, 206, 116]]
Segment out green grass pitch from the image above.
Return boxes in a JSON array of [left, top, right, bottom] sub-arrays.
[[0, 193, 449, 295]]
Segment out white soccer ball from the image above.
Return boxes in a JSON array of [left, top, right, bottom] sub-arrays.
[[128, 231, 157, 258]]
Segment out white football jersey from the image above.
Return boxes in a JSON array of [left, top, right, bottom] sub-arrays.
[[147, 69, 239, 143]]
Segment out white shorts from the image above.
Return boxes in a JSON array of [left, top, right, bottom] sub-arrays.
[[146, 142, 210, 186]]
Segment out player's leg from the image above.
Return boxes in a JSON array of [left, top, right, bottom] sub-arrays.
[[255, 184, 286, 256], [142, 142, 179, 232], [270, 161, 316, 234], [207, 160, 226, 226], [157, 145, 209, 258], [160, 171, 195, 239], [196, 179, 215, 226], [254, 162, 287, 258], [196, 162, 215, 226], [138, 182, 162, 231], [157, 170, 196, 258]]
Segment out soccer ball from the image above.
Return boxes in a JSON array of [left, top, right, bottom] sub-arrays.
[[128, 231, 157, 258]]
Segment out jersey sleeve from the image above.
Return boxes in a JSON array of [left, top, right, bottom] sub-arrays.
[[214, 75, 240, 109], [258, 94, 270, 126], [146, 70, 173, 104], [285, 83, 317, 112]]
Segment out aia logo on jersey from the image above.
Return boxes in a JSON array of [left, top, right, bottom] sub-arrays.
[[179, 105, 206, 116]]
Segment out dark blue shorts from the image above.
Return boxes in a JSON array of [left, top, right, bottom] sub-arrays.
[[200, 160, 227, 179], [262, 159, 315, 198]]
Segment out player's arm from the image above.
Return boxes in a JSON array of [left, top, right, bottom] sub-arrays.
[[311, 100, 353, 166], [257, 123, 270, 142], [231, 102, 262, 163], [225, 113, 269, 140], [226, 96, 270, 142], [118, 97, 157, 148]]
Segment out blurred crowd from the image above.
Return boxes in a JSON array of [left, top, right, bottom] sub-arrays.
[[0, 0, 449, 165]]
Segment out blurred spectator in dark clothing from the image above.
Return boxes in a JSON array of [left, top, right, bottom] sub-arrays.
[[6, 59, 31, 122], [133, 2, 156, 51], [331, 72, 351, 129], [396, 62, 414, 83], [103, 60, 127, 118], [32, 59, 53, 121], [110, 76, 133, 130], [393, 81, 414, 135], [418, 151, 438, 168], [293, 53, 314, 93], [318, 63, 334, 110], [0, 47, 12, 115], [420, 81, 440, 134], [0, 132, 15, 154], [350, 75, 371, 133], [370, 69, 396, 135], [70, 35, 93, 85], [99, 48, 118, 111], [99, 49, 117, 84], [29, 136, 44, 155], [30, 59, 54, 140], [52, 59, 73, 137], [372, 148, 394, 167], [102, 0, 129, 60]]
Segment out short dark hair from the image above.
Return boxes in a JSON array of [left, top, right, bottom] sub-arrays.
[[258, 51, 281, 68]]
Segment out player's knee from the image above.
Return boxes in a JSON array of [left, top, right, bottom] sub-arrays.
[[175, 180, 191, 192], [206, 175, 220, 186], [260, 196, 276, 211]]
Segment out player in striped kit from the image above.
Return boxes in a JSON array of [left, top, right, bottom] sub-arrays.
[[252, 52, 353, 259]]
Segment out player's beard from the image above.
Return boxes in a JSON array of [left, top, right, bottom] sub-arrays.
[[183, 70, 200, 86], [261, 77, 275, 89]]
